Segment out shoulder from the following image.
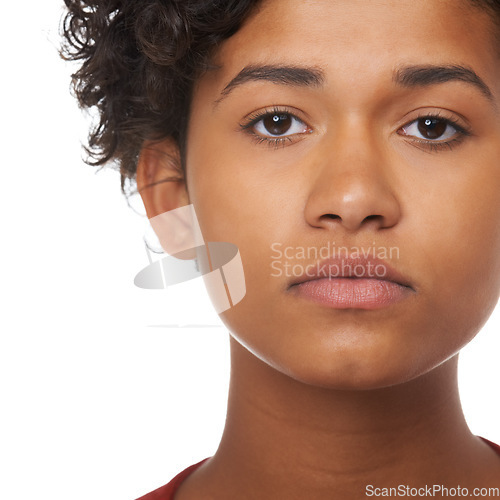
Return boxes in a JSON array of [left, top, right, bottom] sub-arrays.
[[136, 458, 211, 500], [479, 436, 500, 456]]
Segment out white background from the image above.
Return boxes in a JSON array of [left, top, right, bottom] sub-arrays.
[[1, 2, 499, 499]]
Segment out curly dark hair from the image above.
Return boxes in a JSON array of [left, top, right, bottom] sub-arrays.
[[60, 0, 260, 196], [60, 0, 499, 197]]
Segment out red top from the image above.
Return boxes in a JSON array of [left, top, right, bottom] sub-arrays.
[[136, 437, 500, 500], [136, 458, 210, 500]]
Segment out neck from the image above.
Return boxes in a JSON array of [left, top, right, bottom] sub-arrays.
[[192, 337, 493, 498]]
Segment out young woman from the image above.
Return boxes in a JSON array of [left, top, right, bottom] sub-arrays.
[[62, 0, 500, 498]]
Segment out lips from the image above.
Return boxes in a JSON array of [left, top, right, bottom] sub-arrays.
[[287, 255, 414, 309]]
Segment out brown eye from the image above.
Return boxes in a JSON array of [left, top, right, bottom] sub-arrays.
[[249, 110, 309, 139], [400, 115, 462, 143], [417, 117, 448, 139], [262, 113, 293, 135]]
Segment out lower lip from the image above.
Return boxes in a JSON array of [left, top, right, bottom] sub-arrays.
[[290, 278, 412, 309]]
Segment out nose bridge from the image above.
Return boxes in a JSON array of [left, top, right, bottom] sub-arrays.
[[325, 113, 382, 175], [305, 114, 400, 232]]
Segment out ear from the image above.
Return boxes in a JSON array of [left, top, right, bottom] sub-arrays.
[[136, 138, 189, 219], [136, 138, 198, 257]]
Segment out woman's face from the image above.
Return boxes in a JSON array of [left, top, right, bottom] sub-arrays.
[[184, 0, 500, 389]]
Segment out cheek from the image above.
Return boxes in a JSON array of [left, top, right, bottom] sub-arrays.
[[408, 160, 500, 355], [441, 167, 500, 291], [186, 129, 303, 253]]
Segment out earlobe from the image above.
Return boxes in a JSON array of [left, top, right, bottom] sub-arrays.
[[136, 138, 197, 257]]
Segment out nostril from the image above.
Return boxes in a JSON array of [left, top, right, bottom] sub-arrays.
[[325, 214, 341, 220], [364, 214, 382, 222]]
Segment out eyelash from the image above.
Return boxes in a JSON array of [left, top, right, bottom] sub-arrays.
[[239, 107, 472, 152]]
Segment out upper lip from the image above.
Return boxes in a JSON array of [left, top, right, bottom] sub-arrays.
[[289, 255, 414, 289]]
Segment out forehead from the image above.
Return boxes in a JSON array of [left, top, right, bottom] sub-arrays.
[[206, 0, 499, 101]]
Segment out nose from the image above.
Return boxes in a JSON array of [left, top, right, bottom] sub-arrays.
[[304, 125, 401, 233]]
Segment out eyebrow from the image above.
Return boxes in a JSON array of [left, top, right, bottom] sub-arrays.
[[392, 64, 494, 103], [213, 63, 495, 108], [213, 64, 325, 107]]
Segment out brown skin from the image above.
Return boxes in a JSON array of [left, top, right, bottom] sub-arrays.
[[137, 0, 500, 498]]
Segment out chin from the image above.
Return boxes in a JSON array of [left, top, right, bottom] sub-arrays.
[[262, 333, 448, 392], [280, 356, 423, 391], [222, 296, 464, 392]]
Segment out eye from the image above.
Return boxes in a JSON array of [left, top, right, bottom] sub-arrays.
[[252, 112, 309, 137], [397, 113, 472, 152], [240, 107, 311, 147], [400, 116, 464, 142]]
